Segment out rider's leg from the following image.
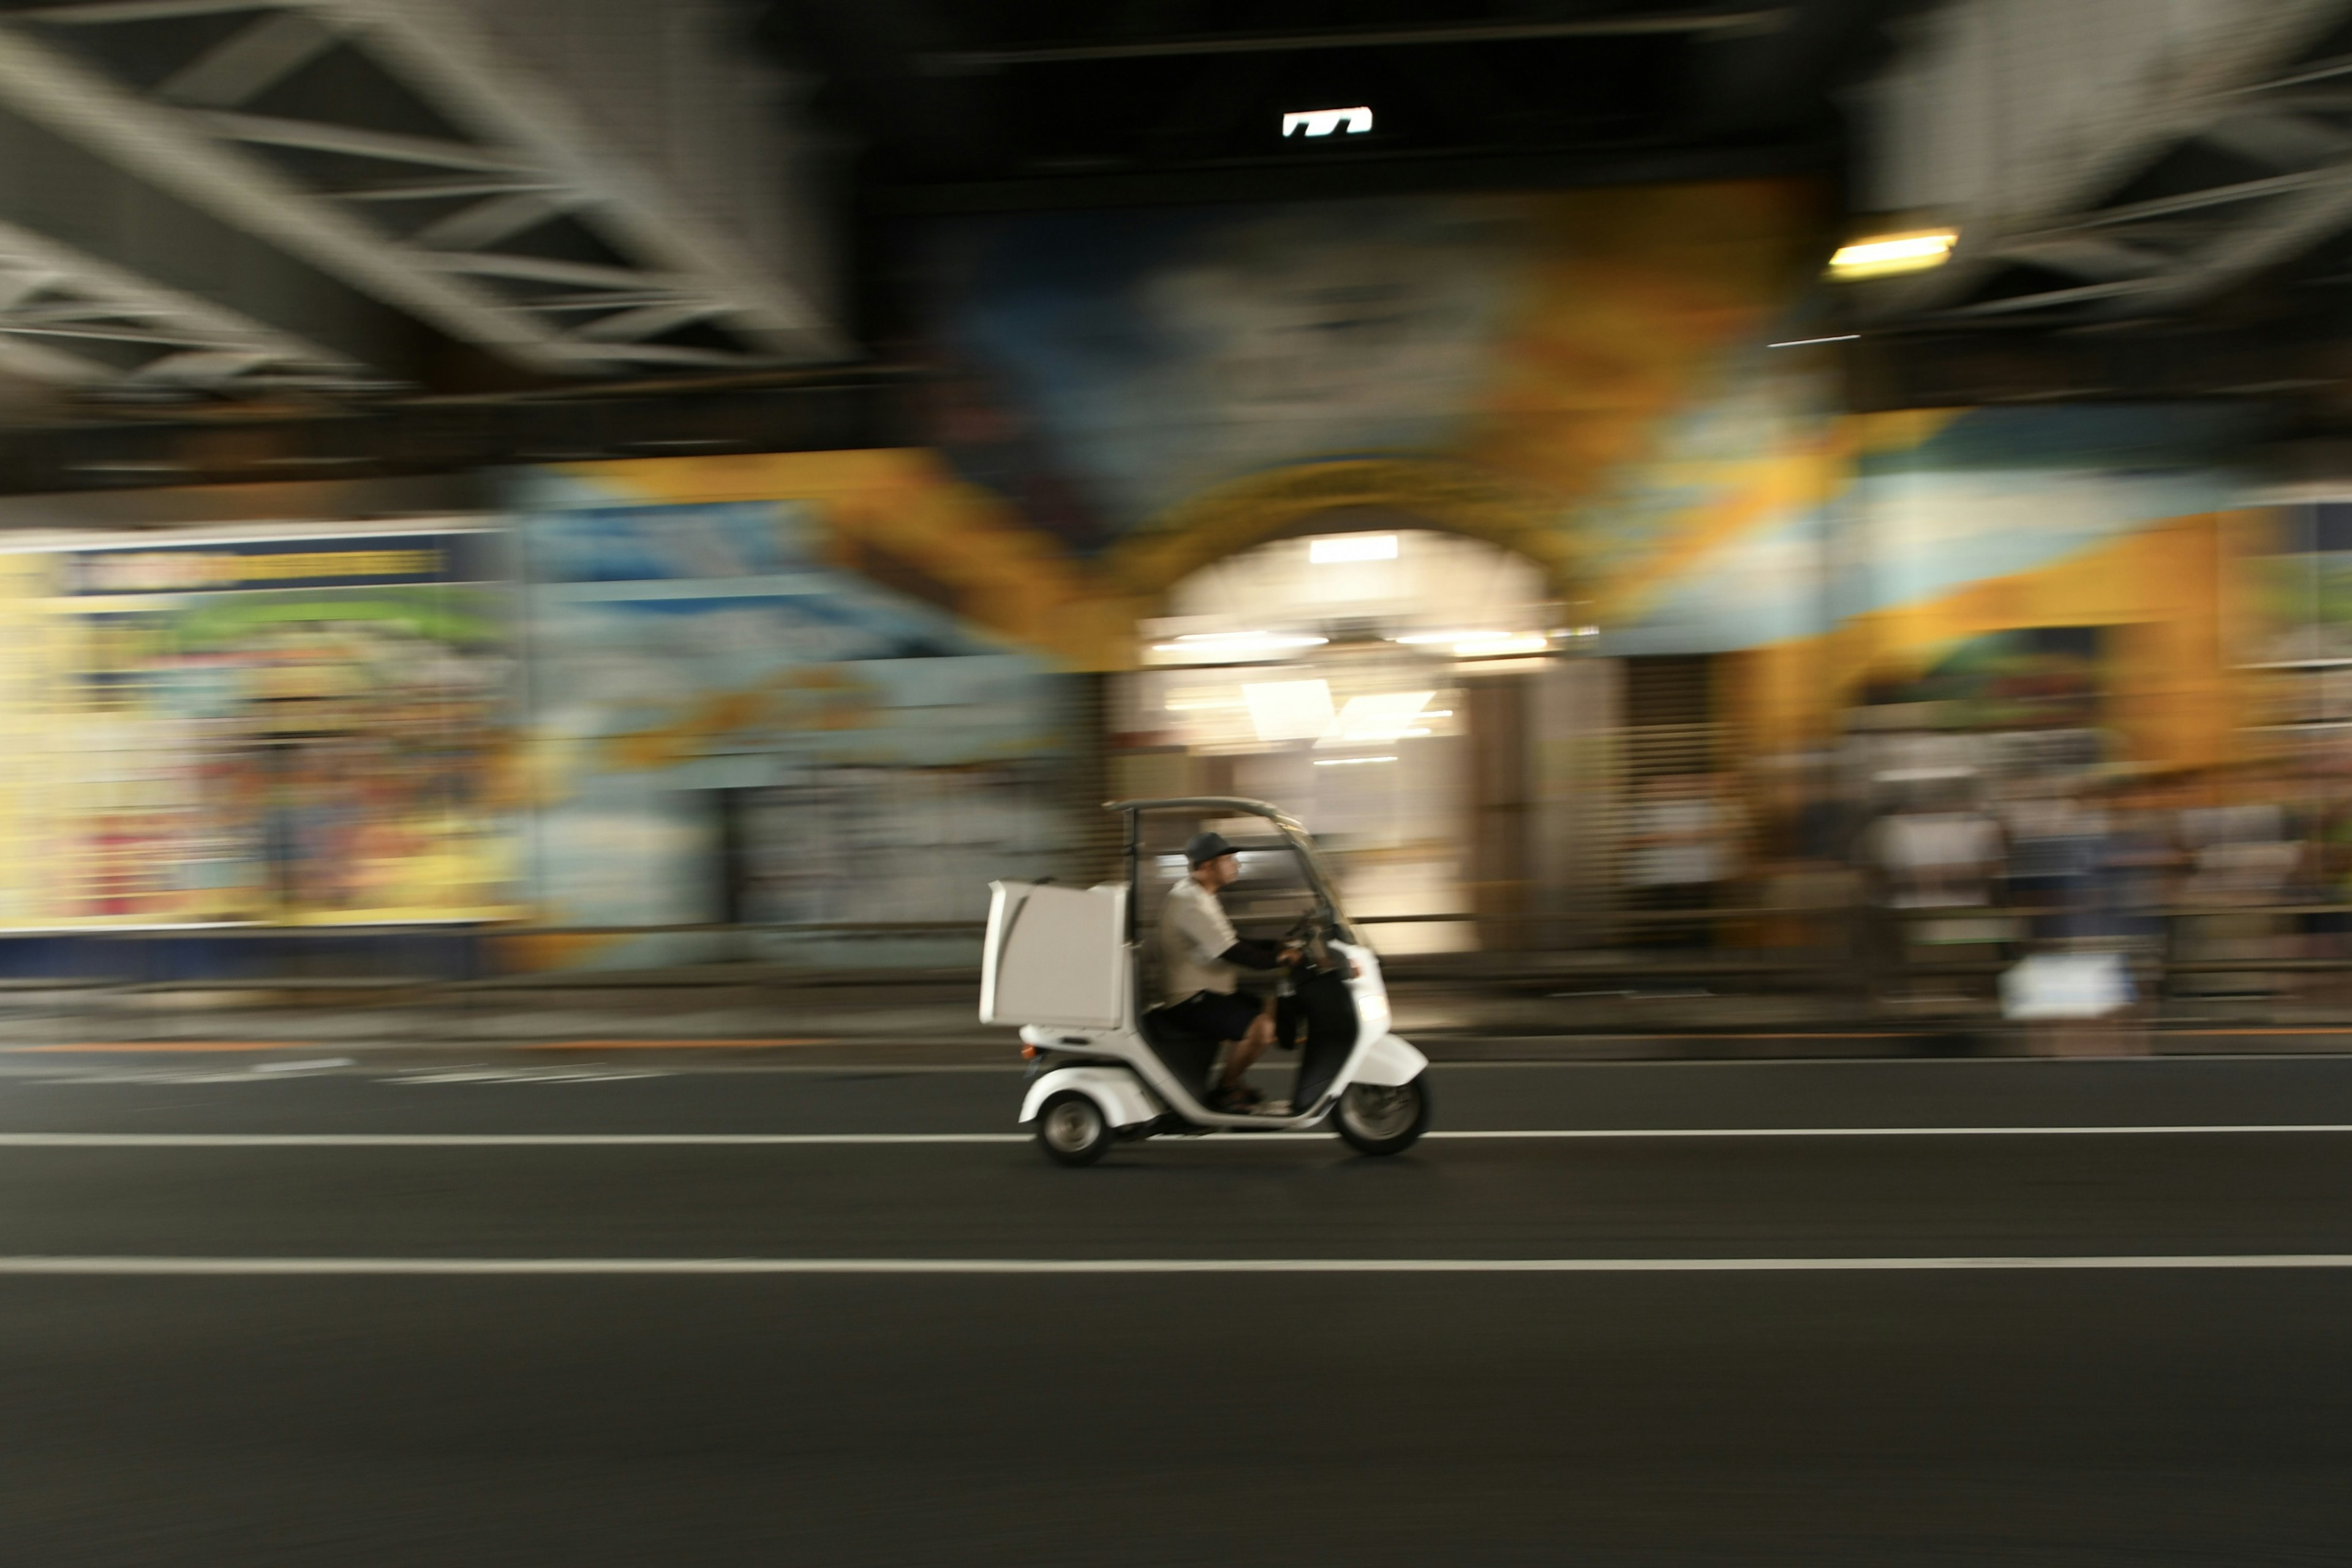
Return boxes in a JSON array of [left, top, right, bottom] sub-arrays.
[[1219, 1005, 1277, 1090]]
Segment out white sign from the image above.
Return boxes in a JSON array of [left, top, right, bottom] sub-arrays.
[[1282, 107, 1372, 137]]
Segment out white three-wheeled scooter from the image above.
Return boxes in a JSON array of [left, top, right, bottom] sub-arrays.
[[981, 796, 1431, 1165]]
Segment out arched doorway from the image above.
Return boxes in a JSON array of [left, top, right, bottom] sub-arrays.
[[1121, 522, 1571, 952]]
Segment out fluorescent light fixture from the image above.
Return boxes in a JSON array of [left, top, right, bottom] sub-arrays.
[[1172, 630, 1325, 645], [1313, 755, 1396, 766], [1318, 690, 1435, 747], [1152, 630, 1329, 662], [1453, 633, 1550, 657], [1243, 679, 1337, 742], [1283, 106, 1372, 137], [1768, 334, 1860, 349], [1827, 230, 1956, 279], [1309, 534, 1398, 564]]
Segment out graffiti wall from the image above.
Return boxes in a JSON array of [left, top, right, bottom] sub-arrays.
[[506, 466, 1076, 969], [507, 183, 2269, 955], [0, 523, 516, 929], [0, 176, 2285, 958], [920, 180, 1826, 601], [916, 184, 2260, 777]]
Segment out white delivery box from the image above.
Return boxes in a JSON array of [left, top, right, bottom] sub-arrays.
[[979, 880, 1128, 1028]]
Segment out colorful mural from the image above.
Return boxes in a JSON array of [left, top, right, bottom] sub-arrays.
[[507, 466, 1076, 966], [0, 176, 2285, 959], [0, 525, 516, 929], [921, 180, 1828, 603], [545, 183, 2263, 799], [917, 185, 2260, 778]]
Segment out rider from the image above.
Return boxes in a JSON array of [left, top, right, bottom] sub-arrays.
[[1160, 830, 1295, 1111]]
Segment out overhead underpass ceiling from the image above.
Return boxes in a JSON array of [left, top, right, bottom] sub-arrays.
[[0, 0, 843, 406], [759, 0, 1919, 209], [1866, 0, 2352, 328], [1845, 0, 2352, 424]]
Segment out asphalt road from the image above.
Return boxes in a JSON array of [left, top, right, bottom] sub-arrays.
[[4, 1052, 2352, 1564]]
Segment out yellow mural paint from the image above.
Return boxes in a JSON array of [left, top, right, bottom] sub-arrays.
[[1721, 511, 2250, 772], [560, 448, 1124, 669], [1106, 458, 1581, 608]]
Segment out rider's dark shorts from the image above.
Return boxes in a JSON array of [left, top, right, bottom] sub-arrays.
[[1162, 989, 1264, 1043]]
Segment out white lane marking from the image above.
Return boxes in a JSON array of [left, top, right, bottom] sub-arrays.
[[0, 1133, 1031, 1146], [8, 1055, 2352, 1083], [1428, 1125, 2352, 1139], [385, 1068, 666, 1085], [7, 1066, 672, 1087], [1429, 1054, 2352, 1068], [5, 1125, 2352, 1148], [3, 1254, 2352, 1276], [35, 1072, 270, 1085]]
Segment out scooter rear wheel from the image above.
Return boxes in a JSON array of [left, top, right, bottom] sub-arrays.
[[1035, 1091, 1113, 1166], [1333, 1076, 1431, 1156]]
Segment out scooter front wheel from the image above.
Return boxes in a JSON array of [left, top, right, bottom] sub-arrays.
[[1035, 1091, 1114, 1166], [1333, 1076, 1431, 1156]]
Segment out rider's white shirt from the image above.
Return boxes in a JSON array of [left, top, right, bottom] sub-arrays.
[[1161, 875, 1239, 1003]]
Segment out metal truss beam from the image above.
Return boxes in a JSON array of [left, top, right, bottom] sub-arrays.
[[341, 0, 840, 360], [0, 219, 374, 393], [926, 9, 1789, 69], [0, 0, 844, 383], [1884, 0, 2352, 328], [0, 21, 579, 372]]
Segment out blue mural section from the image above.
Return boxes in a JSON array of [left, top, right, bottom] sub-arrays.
[[927, 196, 1531, 546], [1595, 393, 2261, 658], [512, 472, 1074, 968]]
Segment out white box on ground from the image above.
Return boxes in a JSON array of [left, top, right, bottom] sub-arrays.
[[2001, 952, 2133, 1021]]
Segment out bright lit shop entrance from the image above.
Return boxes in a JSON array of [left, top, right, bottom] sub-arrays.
[[1118, 524, 1594, 952]]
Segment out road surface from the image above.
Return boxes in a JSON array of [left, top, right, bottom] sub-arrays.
[[2, 1050, 2349, 1563]]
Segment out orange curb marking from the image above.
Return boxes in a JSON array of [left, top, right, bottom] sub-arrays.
[[516, 1039, 827, 1050], [1580, 1033, 1921, 1041], [2168, 1028, 2352, 1037]]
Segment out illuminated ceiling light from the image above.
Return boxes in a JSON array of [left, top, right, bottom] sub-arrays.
[[1309, 534, 1398, 564], [1392, 630, 1487, 646], [1452, 633, 1550, 658], [1243, 679, 1337, 742], [1152, 630, 1330, 662], [1313, 755, 1397, 766], [1318, 690, 1435, 747], [1172, 631, 1328, 646], [1282, 106, 1372, 137], [1826, 229, 1957, 280]]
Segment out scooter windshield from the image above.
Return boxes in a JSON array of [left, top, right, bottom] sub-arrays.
[[1275, 826, 1355, 944]]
